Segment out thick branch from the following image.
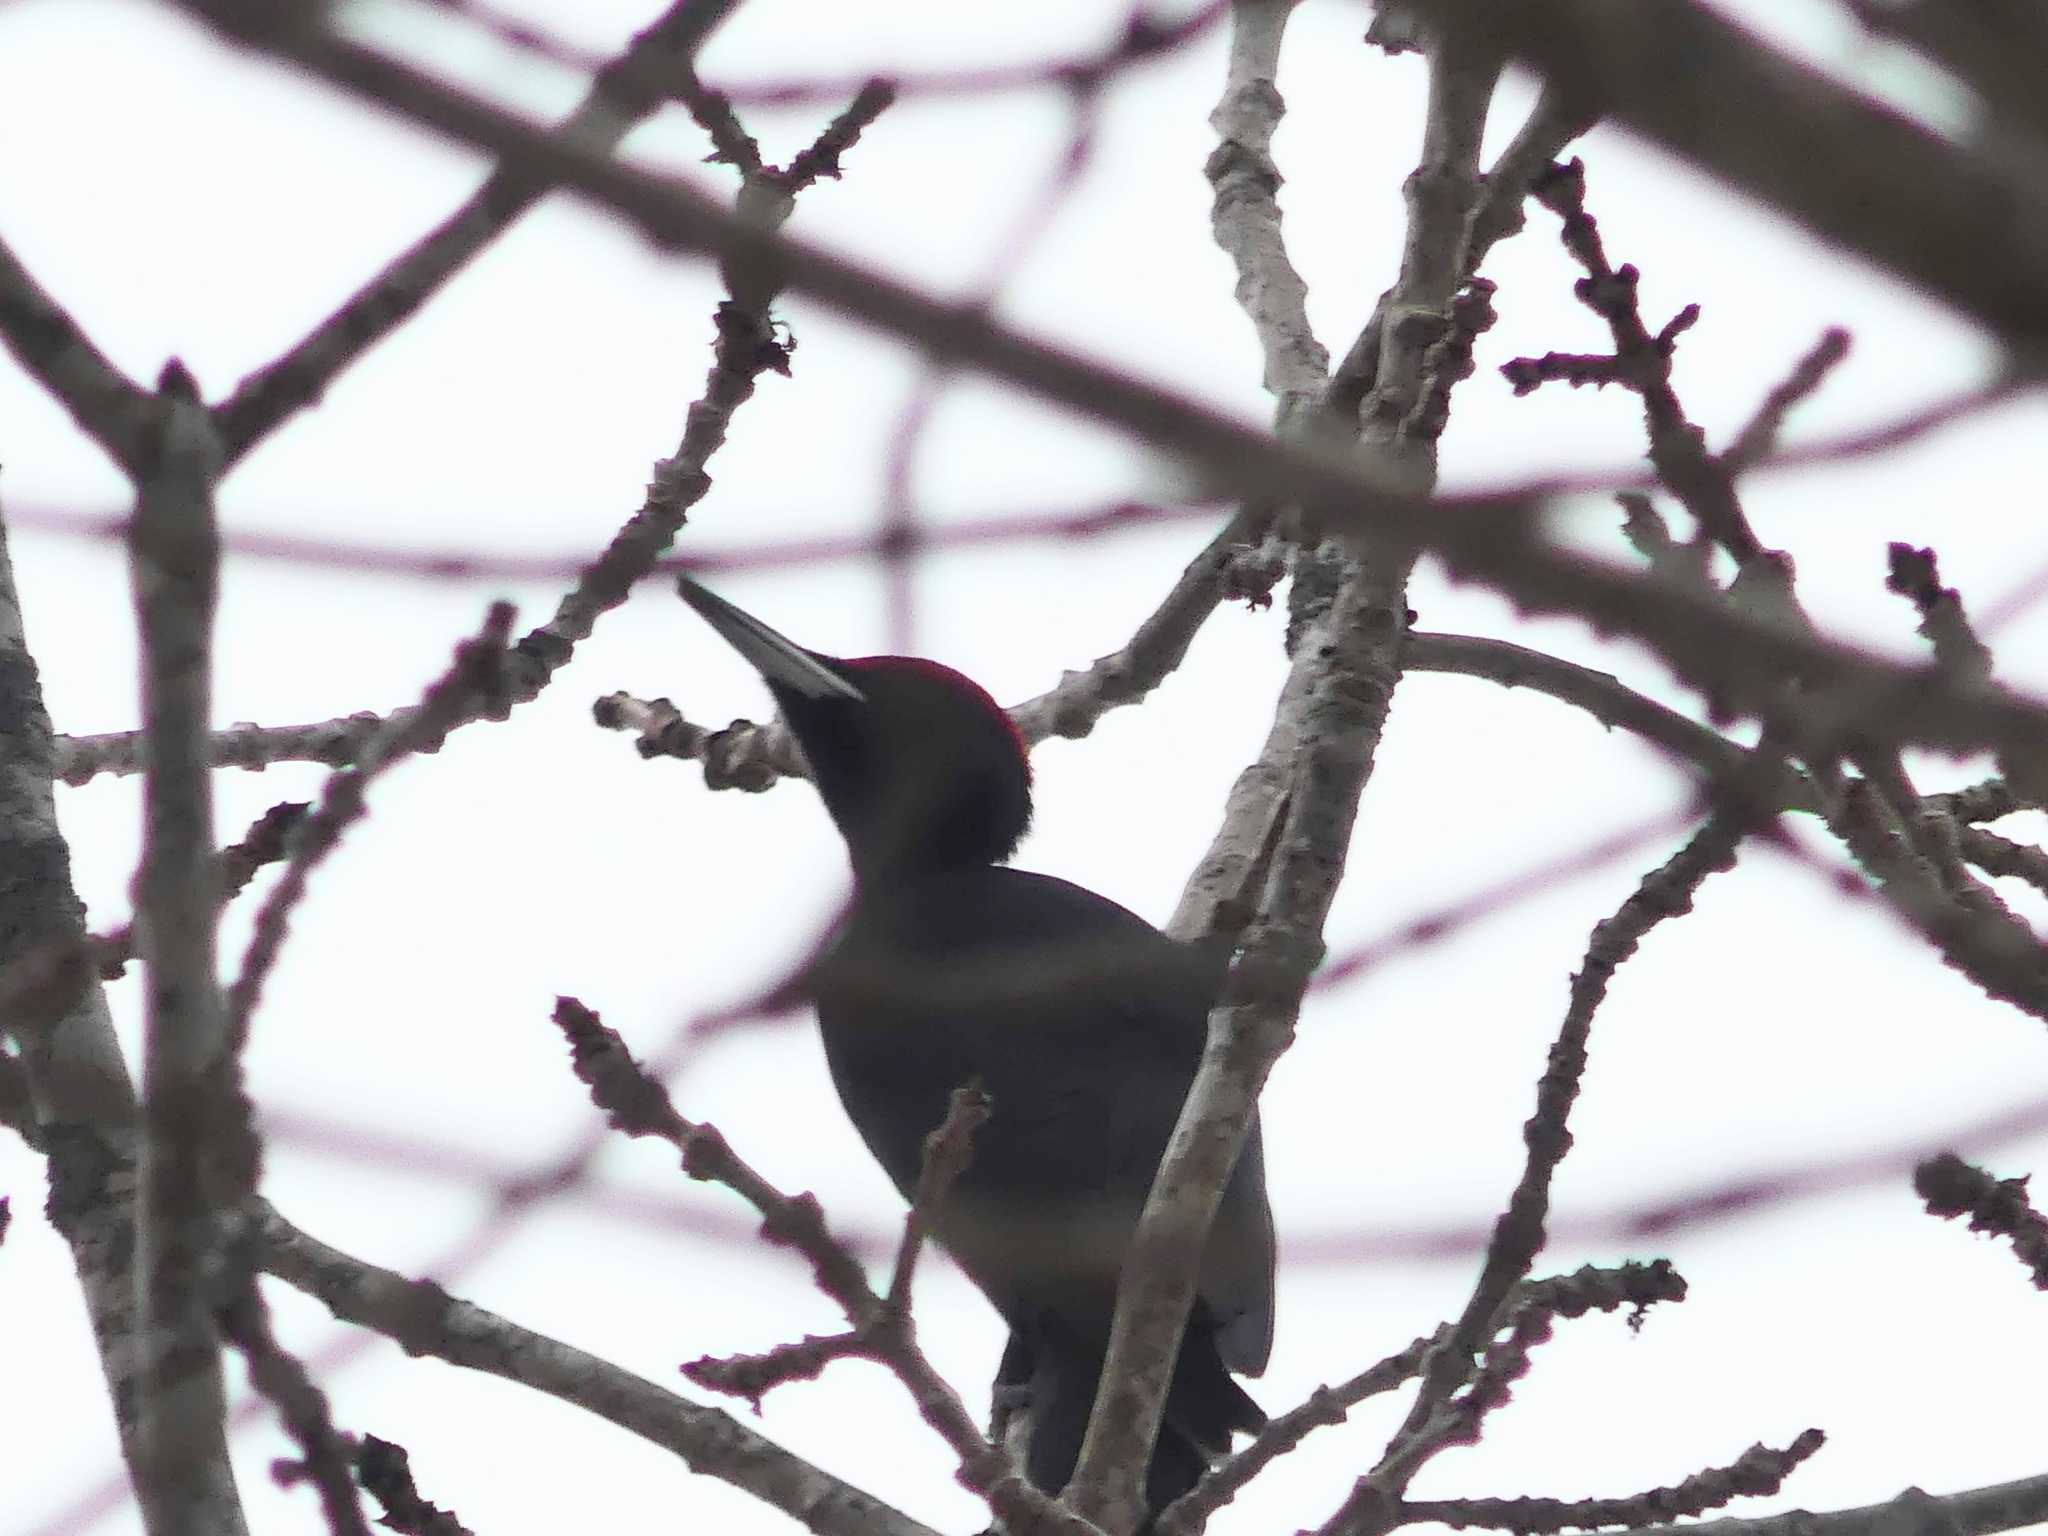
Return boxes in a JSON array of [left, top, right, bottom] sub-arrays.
[[0, 484, 155, 1507]]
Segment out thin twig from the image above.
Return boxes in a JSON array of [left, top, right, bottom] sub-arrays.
[[1401, 1430, 1828, 1531], [1322, 814, 1751, 1536], [548, 998, 1082, 1534], [1915, 1152, 2048, 1290], [210, 0, 747, 462], [1158, 1261, 1687, 1534], [94, 800, 309, 979], [1723, 328, 1853, 473], [225, 604, 517, 1045], [354, 1435, 474, 1536], [216, 1259, 373, 1536], [155, 3, 2048, 764], [888, 1082, 992, 1309]]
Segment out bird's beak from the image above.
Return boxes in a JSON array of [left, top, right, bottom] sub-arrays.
[[677, 575, 866, 703]]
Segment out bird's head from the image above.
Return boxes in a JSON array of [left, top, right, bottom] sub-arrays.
[[679, 577, 1033, 884]]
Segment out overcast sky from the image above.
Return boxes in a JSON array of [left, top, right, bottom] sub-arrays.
[[5, 2, 2048, 1534]]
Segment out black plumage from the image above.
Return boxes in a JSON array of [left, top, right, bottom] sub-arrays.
[[680, 578, 1275, 1516]]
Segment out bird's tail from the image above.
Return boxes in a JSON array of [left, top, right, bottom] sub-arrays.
[[1003, 1313, 1263, 1527]]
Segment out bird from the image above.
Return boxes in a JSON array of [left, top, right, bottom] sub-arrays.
[[678, 575, 1275, 1521]]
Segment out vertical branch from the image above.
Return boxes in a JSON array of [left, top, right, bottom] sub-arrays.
[[1067, 33, 1501, 1533], [1206, 0, 1330, 427], [126, 361, 249, 1536], [0, 487, 155, 1495]]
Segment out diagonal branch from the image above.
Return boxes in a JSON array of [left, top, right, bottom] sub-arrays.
[[250, 1201, 947, 1536], [226, 604, 516, 1044], [146, 1, 2048, 765], [1400, 1429, 1828, 1532], [1406, 0, 2048, 348], [1159, 1261, 1687, 1535], [1322, 812, 1753, 1536], [209, 0, 746, 462], [548, 999, 1087, 1536], [0, 477, 155, 1514], [0, 232, 156, 472]]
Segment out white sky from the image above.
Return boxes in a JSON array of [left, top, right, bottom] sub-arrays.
[[4, 2, 2048, 1534]]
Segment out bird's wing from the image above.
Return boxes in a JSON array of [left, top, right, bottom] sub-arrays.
[[1204, 1112, 1277, 1376]]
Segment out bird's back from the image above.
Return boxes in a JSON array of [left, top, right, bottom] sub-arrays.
[[811, 864, 1275, 1504]]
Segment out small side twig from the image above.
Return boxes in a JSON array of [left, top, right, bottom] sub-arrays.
[[94, 800, 310, 979], [888, 1081, 992, 1308], [1886, 543, 1993, 685], [216, 1261, 373, 1536], [225, 604, 516, 1044], [1722, 327, 1852, 473], [680, 1081, 988, 1409], [1914, 1152, 2048, 1290], [355, 1434, 475, 1536]]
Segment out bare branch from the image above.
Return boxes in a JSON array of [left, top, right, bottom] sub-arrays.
[[216, 1261, 373, 1536], [547, 998, 1083, 1535], [1407, 0, 2048, 348], [226, 604, 517, 1045], [54, 714, 385, 784], [1958, 827, 2048, 900], [0, 231, 155, 472], [354, 1435, 474, 1536], [1403, 631, 1797, 804], [1323, 815, 1749, 1536], [1565, 1475, 2048, 1536], [1915, 1152, 2048, 1290], [888, 1081, 992, 1309], [126, 359, 249, 1536], [1886, 544, 1993, 685], [1723, 328, 1853, 474], [599, 509, 1277, 787], [1072, 547, 1409, 1532], [151, 4, 2048, 766], [0, 488, 156, 1505], [1812, 761, 2048, 1025], [251, 1201, 948, 1536], [1401, 1430, 1828, 1532], [209, 0, 747, 462], [1067, 34, 1499, 1522], [1160, 1261, 1688, 1535], [94, 799, 308, 979], [1206, 0, 1329, 423]]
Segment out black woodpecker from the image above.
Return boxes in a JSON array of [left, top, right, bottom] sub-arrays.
[[679, 577, 1275, 1519]]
